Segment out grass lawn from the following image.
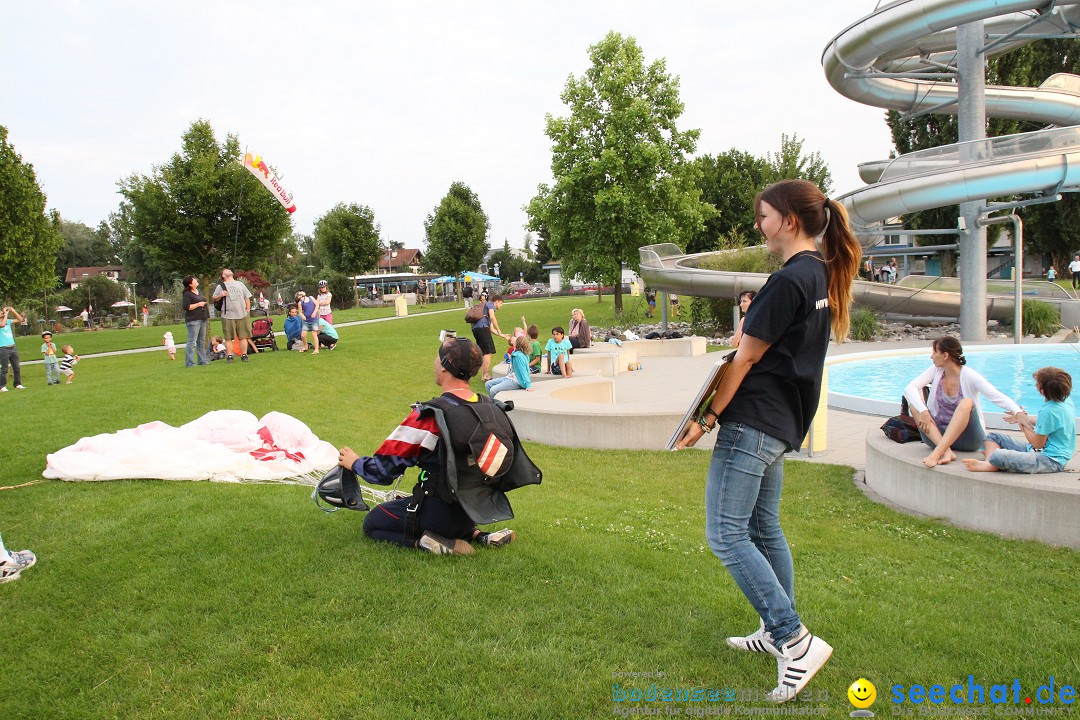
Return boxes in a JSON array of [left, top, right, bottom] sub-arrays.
[[1, 296, 1076, 719]]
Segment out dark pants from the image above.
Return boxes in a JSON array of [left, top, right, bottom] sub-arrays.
[[0, 346, 21, 388], [362, 494, 475, 548], [317, 333, 337, 349], [1073, 271, 1079, 290]]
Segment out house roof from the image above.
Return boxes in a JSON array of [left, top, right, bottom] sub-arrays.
[[64, 266, 127, 284], [378, 249, 422, 269]]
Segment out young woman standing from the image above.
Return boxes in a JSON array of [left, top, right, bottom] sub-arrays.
[[677, 179, 861, 702]]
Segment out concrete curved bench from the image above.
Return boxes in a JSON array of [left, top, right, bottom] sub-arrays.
[[496, 337, 709, 450], [864, 431, 1080, 549]]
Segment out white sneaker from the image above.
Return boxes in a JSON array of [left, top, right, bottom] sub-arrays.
[[726, 619, 771, 653], [479, 528, 516, 547], [14, 385, 26, 390], [0, 387, 7, 392], [9, 550, 36, 570], [764, 626, 833, 703], [417, 531, 475, 556], [0, 562, 21, 583]]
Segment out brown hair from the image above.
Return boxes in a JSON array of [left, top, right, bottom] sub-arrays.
[[514, 335, 531, 354], [931, 336, 966, 366], [754, 179, 862, 341], [1034, 366, 1072, 402], [527, 324, 539, 339]]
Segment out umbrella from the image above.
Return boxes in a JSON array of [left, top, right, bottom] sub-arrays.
[[151, 298, 171, 304], [111, 301, 135, 308], [55, 305, 73, 312]]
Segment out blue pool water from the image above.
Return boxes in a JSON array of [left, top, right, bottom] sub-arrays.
[[829, 344, 1080, 415]]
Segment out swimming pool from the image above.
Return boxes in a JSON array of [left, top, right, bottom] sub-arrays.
[[828, 344, 1080, 418]]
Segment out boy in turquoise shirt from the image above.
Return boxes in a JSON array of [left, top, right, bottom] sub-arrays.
[[964, 366, 1075, 473], [41, 331, 60, 385], [544, 326, 573, 377]]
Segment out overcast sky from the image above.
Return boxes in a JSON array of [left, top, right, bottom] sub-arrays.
[[2, 1, 894, 252]]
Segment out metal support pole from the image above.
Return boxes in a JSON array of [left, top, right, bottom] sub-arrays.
[[957, 21, 988, 341], [978, 214, 1024, 344]]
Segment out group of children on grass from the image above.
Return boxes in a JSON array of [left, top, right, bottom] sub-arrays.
[[39, 331, 80, 385]]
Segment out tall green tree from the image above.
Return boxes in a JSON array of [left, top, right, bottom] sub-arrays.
[[55, 219, 117, 280], [117, 119, 292, 280], [314, 203, 382, 306], [526, 32, 712, 311], [423, 181, 490, 297], [688, 135, 832, 254], [0, 125, 64, 302], [688, 150, 772, 253]]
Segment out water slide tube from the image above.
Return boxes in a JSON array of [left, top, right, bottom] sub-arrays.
[[640, 0, 1080, 321]]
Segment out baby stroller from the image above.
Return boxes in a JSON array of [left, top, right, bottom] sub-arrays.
[[250, 310, 278, 351]]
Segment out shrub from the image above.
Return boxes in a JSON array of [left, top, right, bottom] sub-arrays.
[[1021, 299, 1060, 337], [849, 307, 881, 341]]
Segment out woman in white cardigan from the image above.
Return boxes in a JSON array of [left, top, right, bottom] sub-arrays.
[[904, 336, 1022, 468]]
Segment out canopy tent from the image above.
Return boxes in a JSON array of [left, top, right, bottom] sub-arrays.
[[151, 298, 171, 303], [111, 300, 135, 308], [55, 305, 73, 312]]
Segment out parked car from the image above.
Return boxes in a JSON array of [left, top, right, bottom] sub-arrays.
[[529, 283, 549, 294]]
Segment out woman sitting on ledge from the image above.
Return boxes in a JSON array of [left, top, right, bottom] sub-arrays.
[[567, 308, 591, 349], [904, 336, 1022, 468]]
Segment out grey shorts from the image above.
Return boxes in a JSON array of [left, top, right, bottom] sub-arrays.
[[222, 317, 251, 340]]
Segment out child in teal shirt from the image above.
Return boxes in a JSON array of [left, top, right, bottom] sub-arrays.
[[964, 366, 1075, 473], [41, 331, 60, 385], [545, 326, 573, 377]]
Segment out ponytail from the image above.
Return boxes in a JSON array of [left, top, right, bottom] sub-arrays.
[[820, 198, 861, 342]]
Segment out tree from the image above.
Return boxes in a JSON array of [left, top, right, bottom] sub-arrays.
[[488, 239, 541, 285], [109, 202, 174, 296], [117, 119, 292, 282], [688, 150, 772, 253], [314, 203, 382, 305], [527, 32, 713, 311], [55, 219, 117, 280], [423, 182, 490, 297], [0, 125, 64, 302], [766, 134, 832, 190]]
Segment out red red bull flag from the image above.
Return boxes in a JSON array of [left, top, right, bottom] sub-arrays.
[[242, 152, 296, 214]]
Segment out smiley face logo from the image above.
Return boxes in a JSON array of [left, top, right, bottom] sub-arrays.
[[848, 678, 877, 709]]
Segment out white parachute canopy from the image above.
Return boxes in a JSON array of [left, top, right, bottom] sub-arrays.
[[43, 410, 336, 484]]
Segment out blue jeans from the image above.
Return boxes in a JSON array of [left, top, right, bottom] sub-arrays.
[[185, 319, 209, 367], [485, 376, 521, 398], [986, 432, 1065, 473], [705, 422, 801, 644], [0, 345, 21, 388]]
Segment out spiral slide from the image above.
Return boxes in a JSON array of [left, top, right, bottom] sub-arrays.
[[641, 0, 1080, 321]]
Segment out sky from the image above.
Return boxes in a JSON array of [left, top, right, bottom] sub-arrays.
[[2, 1, 895, 252]]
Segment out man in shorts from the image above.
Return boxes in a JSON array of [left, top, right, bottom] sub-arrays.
[[212, 269, 255, 363]]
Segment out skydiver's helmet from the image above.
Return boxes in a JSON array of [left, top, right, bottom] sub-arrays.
[[312, 466, 368, 512]]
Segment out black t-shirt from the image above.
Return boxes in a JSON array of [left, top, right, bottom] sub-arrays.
[[720, 250, 830, 450], [182, 290, 209, 322]]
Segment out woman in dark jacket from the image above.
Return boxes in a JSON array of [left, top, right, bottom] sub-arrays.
[[568, 308, 591, 349], [182, 276, 211, 367]]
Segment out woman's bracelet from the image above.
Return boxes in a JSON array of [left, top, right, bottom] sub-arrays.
[[702, 407, 718, 421], [698, 417, 714, 433]]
